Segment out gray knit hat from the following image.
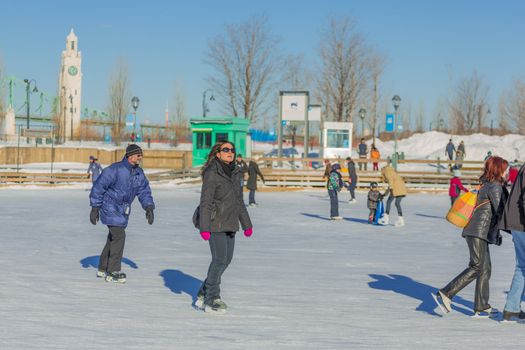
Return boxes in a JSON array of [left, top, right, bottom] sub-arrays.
[[125, 144, 143, 158]]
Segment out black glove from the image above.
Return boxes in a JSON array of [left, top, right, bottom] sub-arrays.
[[496, 233, 503, 246], [90, 207, 99, 225], [146, 206, 154, 225]]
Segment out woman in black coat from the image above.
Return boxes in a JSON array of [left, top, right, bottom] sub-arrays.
[[247, 156, 265, 207], [434, 156, 508, 317], [195, 141, 253, 314]]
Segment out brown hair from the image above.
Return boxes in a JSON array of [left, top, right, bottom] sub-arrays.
[[480, 156, 508, 183], [200, 140, 236, 175]]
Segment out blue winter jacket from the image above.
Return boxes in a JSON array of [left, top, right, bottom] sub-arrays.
[[89, 157, 155, 227], [87, 162, 103, 183]]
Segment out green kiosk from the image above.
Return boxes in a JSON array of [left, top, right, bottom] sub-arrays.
[[190, 116, 250, 167]]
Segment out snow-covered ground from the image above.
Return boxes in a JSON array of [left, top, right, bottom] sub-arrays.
[[2, 187, 525, 349]]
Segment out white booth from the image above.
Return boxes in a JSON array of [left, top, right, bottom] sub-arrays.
[[322, 122, 353, 159]]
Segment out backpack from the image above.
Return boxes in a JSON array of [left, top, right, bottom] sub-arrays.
[[446, 187, 489, 228]]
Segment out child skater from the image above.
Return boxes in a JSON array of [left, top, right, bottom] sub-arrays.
[[367, 182, 382, 224]]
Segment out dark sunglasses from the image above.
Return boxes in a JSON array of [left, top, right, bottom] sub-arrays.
[[220, 147, 235, 153]]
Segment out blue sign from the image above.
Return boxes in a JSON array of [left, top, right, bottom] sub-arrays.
[[385, 114, 394, 132]]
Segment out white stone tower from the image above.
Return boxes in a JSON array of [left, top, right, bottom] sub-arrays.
[[58, 29, 82, 140]]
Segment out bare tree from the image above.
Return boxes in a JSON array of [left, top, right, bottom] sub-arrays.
[[205, 16, 280, 123], [318, 17, 369, 123], [448, 71, 489, 134], [415, 101, 425, 133], [499, 79, 525, 133], [0, 57, 5, 116], [107, 59, 130, 146], [281, 54, 313, 91], [367, 50, 386, 142], [171, 80, 188, 144]]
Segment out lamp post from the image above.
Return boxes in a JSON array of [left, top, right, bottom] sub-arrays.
[[359, 108, 366, 137], [23, 79, 38, 130], [202, 89, 214, 117], [392, 95, 401, 170], [131, 96, 140, 133]]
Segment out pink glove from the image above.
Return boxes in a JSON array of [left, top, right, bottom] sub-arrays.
[[200, 231, 211, 241], [244, 228, 253, 237]]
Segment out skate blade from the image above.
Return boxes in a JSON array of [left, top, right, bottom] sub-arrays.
[[105, 277, 126, 284], [432, 293, 449, 314], [472, 308, 499, 319], [204, 306, 226, 314]]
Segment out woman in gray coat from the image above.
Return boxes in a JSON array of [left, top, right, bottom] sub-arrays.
[[247, 156, 265, 207], [195, 141, 253, 314], [434, 156, 508, 317]]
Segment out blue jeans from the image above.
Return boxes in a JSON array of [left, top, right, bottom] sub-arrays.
[[504, 231, 525, 312]]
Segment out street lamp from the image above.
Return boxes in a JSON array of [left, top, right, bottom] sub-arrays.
[[359, 108, 366, 137], [202, 89, 215, 117], [23, 79, 38, 130], [131, 96, 140, 133], [392, 95, 401, 170]]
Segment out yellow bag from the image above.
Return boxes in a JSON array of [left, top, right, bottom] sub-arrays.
[[446, 190, 489, 228]]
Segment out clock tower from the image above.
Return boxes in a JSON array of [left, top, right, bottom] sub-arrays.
[[58, 28, 82, 140]]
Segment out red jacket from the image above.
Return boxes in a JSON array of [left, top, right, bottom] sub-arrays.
[[449, 176, 469, 197]]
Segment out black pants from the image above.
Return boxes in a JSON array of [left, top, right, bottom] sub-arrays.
[[98, 226, 126, 273], [450, 196, 458, 206], [348, 183, 356, 200], [386, 195, 404, 216], [440, 237, 492, 312], [199, 232, 236, 305], [328, 189, 339, 217], [249, 189, 256, 204]]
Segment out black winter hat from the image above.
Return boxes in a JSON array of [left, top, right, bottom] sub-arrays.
[[125, 144, 143, 158]]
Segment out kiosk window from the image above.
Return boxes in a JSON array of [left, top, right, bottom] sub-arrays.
[[216, 133, 228, 142], [196, 132, 212, 149], [327, 129, 349, 148]]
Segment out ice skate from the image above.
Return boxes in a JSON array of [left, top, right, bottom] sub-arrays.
[[249, 203, 258, 208], [105, 271, 126, 284], [204, 298, 227, 314], [349, 198, 357, 203], [432, 290, 451, 314], [379, 214, 389, 225], [472, 307, 499, 318], [96, 270, 107, 278], [394, 216, 405, 227], [194, 292, 205, 309], [330, 216, 343, 220], [502, 310, 525, 322]]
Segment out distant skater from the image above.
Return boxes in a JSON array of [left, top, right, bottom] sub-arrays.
[[327, 163, 344, 220]]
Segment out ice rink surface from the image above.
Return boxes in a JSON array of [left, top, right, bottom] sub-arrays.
[[2, 186, 525, 349]]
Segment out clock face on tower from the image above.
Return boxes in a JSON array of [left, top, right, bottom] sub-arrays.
[[68, 66, 78, 76]]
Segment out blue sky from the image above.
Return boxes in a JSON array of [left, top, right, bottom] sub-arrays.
[[1, 0, 524, 128]]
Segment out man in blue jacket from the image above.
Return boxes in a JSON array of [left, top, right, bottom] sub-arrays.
[[89, 144, 155, 283]]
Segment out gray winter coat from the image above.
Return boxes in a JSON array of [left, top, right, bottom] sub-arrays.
[[499, 164, 525, 232], [199, 158, 252, 233], [247, 161, 264, 190], [462, 179, 507, 245]]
